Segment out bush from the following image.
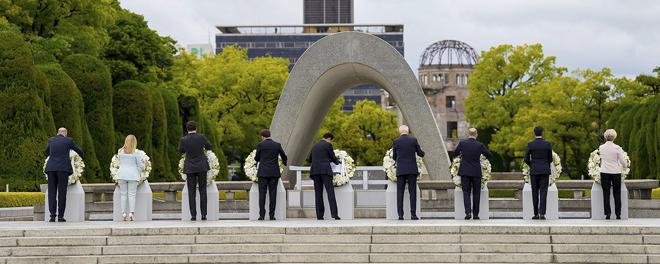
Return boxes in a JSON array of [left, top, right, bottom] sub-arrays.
[[162, 89, 183, 178], [62, 54, 115, 182], [113, 80, 153, 157], [0, 31, 53, 191], [0, 192, 44, 207], [149, 86, 172, 181], [38, 64, 102, 182]]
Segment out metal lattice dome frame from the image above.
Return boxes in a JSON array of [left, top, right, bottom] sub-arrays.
[[419, 40, 478, 67]]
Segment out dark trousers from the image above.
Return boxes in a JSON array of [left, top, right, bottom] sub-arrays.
[[601, 173, 622, 217], [396, 174, 418, 218], [460, 176, 481, 216], [258, 177, 279, 218], [531, 174, 549, 215], [186, 172, 208, 218], [47, 171, 70, 219], [312, 174, 338, 219]]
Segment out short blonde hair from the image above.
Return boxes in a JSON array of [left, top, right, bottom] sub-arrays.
[[399, 125, 409, 134], [604, 129, 617, 141], [467, 128, 478, 138], [122, 135, 138, 154]]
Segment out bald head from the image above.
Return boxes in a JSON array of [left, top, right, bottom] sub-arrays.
[[57, 127, 67, 137], [467, 128, 478, 139]]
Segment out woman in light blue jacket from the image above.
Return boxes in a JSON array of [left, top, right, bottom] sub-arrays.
[[116, 135, 146, 221]]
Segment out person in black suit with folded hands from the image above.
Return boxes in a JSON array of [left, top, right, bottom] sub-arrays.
[[392, 125, 425, 220], [254, 129, 288, 220], [454, 128, 493, 220], [44, 127, 84, 222], [178, 121, 213, 221], [524, 126, 553, 220], [310, 133, 341, 220]]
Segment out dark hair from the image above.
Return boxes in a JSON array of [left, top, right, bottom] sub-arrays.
[[322, 133, 334, 140], [259, 129, 271, 138], [534, 126, 543, 137], [186, 121, 197, 132]]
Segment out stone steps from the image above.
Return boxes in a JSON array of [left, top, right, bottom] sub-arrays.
[[1, 224, 660, 263]]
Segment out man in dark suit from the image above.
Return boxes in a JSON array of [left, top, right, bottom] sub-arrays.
[[524, 126, 553, 220], [392, 125, 425, 220], [454, 128, 493, 220], [178, 121, 213, 221], [310, 133, 340, 220], [254, 129, 288, 220], [44, 127, 84, 222]]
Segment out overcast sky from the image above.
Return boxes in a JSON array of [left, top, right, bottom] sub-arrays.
[[120, 0, 660, 77]]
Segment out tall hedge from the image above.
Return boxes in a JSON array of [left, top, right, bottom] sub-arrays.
[[61, 54, 115, 181], [162, 89, 182, 178], [0, 31, 53, 191], [113, 80, 153, 157], [149, 86, 172, 181], [37, 64, 102, 182]]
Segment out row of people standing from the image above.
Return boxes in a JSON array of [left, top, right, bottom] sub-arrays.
[[44, 123, 629, 222]]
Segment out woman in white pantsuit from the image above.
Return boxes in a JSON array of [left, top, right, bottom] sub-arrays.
[[116, 135, 146, 221], [599, 129, 628, 220]]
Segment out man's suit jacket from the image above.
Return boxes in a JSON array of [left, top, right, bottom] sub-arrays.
[[524, 137, 553, 175], [309, 140, 339, 176], [255, 139, 288, 178], [178, 133, 212, 174], [454, 138, 493, 178], [44, 135, 84, 173], [393, 134, 425, 176]]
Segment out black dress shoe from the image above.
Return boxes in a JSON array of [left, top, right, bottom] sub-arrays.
[[317, 218, 324, 220], [49, 217, 56, 222], [616, 215, 622, 220], [473, 216, 480, 220], [532, 215, 540, 220], [270, 217, 276, 221], [57, 218, 66, 222], [411, 216, 419, 220], [605, 214, 611, 220], [190, 217, 196, 221], [333, 216, 341, 220], [540, 215, 546, 220], [257, 217, 265, 221], [201, 216, 207, 221], [398, 216, 404, 220], [464, 214, 472, 220]]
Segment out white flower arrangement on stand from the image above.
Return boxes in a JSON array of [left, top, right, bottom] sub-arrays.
[[449, 155, 491, 188], [178, 150, 220, 185], [44, 150, 84, 185], [109, 150, 152, 184], [521, 151, 562, 185], [332, 149, 356, 187], [588, 149, 630, 183], [382, 148, 425, 182], [244, 149, 286, 183]]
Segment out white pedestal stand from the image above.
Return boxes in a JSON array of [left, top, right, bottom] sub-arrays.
[[249, 178, 287, 220], [591, 181, 628, 220], [181, 180, 219, 220], [522, 183, 559, 220], [112, 180, 153, 221], [454, 185, 489, 220], [44, 180, 85, 222], [385, 181, 421, 220]]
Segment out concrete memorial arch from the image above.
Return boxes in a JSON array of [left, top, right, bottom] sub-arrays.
[[270, 32, 450, 182]]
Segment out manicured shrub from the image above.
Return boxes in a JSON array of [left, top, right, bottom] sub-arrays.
[[0, 192, 45, 207], [162, 89, 183, 178], [113, 80, 153, 157], [149, 86, 172, 181]]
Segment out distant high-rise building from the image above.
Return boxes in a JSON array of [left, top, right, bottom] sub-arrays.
[[304, 0, 353, 24], [186, 44, 214, 59]]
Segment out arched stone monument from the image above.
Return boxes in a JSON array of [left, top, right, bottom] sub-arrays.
[[270, 32, 450, 183]]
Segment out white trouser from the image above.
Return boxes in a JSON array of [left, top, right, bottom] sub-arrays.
[[118, 180, 138, 213]]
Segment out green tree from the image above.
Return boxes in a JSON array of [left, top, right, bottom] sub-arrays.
[[161, 89, 183, 176], [149, 86, 172, 181], [61, 54, 115, 181], [465, 44, 565, 170], [0, 30, 53, 190], [37, 64, 102, 181], [112, 80, 153, 156]]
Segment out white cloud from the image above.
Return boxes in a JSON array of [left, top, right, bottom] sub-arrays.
[[120, 0, 660, 76]]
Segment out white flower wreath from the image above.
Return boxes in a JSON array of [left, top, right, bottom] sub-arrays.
[[332, 149, 356, 187], [43, 150, 84, 185], [244, 149, 286, 183], [588, 149, 630, 184], [382, 148, 425, 182], [449, 155, 492, 188], [109, 150, 152, 184], [521, 151, 562, 186], [178, 150, 220, 185]]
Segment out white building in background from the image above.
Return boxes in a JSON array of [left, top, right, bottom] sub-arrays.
[[186, 44, 214, 59]]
